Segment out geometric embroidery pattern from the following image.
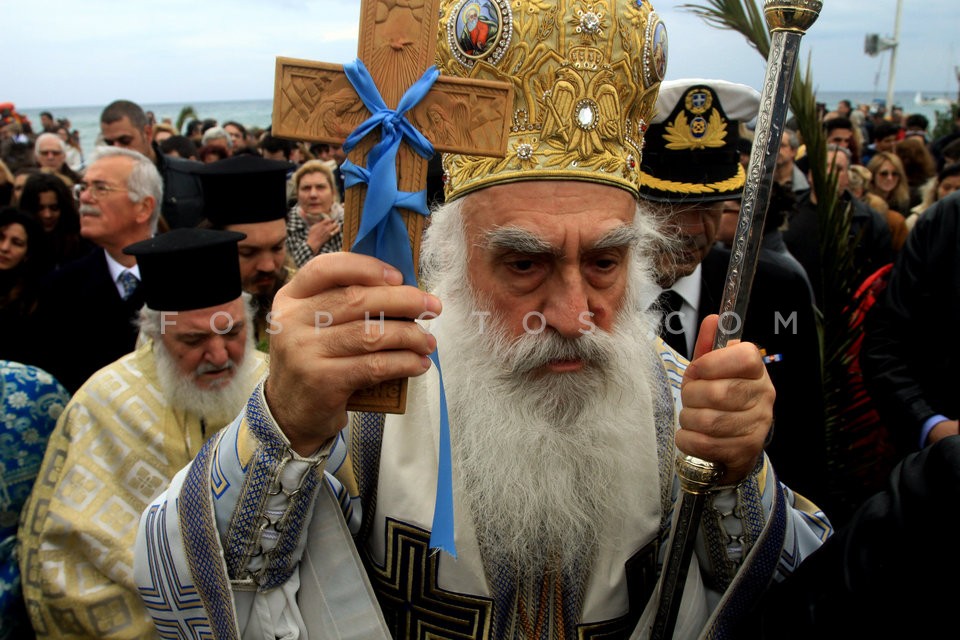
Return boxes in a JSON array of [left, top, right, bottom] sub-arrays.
[[352, 410, 386, 542], [223, 388, 322, 590], [368, 518, 493, 640], [702, 486, 787, 640], [138, 501, 203, 617], [653, 342, 683, 531], [367, 518, 660, 640], [178, 431, 237, 640]]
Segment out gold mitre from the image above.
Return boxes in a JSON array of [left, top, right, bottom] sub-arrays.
[[435, 0, 667, 201]]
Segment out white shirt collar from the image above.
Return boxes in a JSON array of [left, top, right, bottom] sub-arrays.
[[662, 265, 702, 358], [669, 265, 702, 311]]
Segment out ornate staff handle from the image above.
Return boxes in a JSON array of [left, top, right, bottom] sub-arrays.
[[651, 3, 823, 639]]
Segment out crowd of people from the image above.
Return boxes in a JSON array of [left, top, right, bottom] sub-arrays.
[[1, 1, 960, 637], [0, 99, 351, 638]]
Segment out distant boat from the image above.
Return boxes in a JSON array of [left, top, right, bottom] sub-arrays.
[[914, 91, 954, 107]]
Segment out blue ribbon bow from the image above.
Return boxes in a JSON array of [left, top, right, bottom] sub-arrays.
[[341, 58, 457, 557], [341, 58, 437, 286]]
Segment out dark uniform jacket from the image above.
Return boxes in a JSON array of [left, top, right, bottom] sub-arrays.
[[699, 245, 826, 502], [738, 436, 960, 640]]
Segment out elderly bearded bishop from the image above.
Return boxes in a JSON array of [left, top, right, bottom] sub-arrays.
[[133, 2, 830, 639], [20, 229, 268, 638]]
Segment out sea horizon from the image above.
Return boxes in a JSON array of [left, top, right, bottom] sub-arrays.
[[15, 88, 958, 158], [20, 86, 958, 113]]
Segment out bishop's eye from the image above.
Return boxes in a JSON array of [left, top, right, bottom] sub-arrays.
[[509, 259, 535, 272]]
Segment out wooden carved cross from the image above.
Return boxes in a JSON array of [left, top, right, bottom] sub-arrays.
[[272, 0, 513, 413]]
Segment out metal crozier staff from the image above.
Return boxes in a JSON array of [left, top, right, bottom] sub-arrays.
[[651, 2, 824, 639]]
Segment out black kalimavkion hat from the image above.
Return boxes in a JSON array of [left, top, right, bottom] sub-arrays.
[[194, 154, 293, 227], [123, 228, 245, 311], [639, 78, 761, 203]]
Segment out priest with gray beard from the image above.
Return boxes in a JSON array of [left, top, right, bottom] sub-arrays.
[[133, 2, 830, 638], [20, 228, 268, 639]]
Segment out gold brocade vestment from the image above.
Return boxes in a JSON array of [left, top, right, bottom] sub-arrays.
[[19, 340, 267, 639]]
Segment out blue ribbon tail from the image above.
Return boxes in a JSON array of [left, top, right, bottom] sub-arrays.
[[339, 160, 369, 190], [395, 189, 429, 216], [376, 209, 416, 286], [338, 57, 456, 556], [428, 347, 456, 557]]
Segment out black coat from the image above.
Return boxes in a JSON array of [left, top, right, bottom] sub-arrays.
[[861, 190, 960, 450], [737, 436, 960, 640], [783, 190, 893, 307], [155, 143, 205, 228], [30, 250, 144, 393], [699, 245, 827, 502]]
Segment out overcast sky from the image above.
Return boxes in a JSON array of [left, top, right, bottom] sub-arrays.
[[5, 0, 958, 109]]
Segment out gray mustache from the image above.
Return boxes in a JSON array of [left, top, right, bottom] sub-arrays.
[[196, 361, 237, 375], [509, 332, 613, 374]]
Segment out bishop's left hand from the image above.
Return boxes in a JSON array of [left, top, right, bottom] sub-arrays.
[[676, 314, 774, 486]]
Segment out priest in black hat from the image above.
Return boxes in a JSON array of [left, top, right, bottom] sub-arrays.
[[19, 228, 268, 640], [640, 78, 826, 503], [195, 154, 295, 349]]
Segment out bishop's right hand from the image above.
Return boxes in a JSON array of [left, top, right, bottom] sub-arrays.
[[264, 252, 440, 456]]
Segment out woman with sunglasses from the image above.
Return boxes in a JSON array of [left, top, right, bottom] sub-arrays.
[[867, 151, 911, 219]]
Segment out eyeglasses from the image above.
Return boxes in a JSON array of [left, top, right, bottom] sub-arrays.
[[38, 149, 64, 156], [877, 170, 899, 178], [73, 181, 130, 201]]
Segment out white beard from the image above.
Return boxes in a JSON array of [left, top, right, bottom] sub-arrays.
[[423, 203, 664, 580], [152, 339, 261, 426]]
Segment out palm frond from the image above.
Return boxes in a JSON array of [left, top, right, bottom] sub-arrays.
[[680, 0, 769, 56], [175, 106, 198, 135]]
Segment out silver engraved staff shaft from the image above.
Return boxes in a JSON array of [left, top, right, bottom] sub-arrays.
[[650, 3, 822, 639]]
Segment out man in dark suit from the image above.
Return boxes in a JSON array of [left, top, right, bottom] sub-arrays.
[[639, 78, 827, 502], [30, 147, 160, 392], [783, 145, 893, 308], [100, 99, 204, 229], [698, 242, 825, 500]]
